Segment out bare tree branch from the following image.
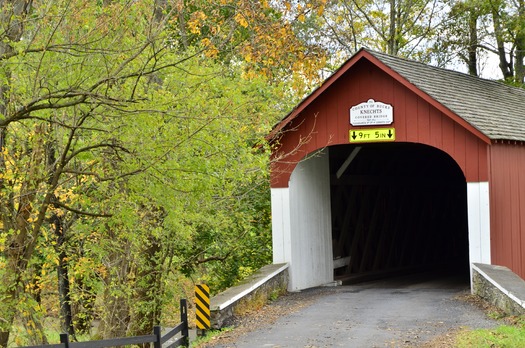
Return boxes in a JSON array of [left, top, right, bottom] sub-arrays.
[[51, 200, 113, 218]]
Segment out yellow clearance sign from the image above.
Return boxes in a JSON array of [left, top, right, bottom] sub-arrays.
[[349, 128, 395, 143]]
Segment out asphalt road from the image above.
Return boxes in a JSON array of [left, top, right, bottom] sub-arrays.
[[208, 273, 500, 348]]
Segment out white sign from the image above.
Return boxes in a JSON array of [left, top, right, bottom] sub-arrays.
[[350, 99, 393, 126]]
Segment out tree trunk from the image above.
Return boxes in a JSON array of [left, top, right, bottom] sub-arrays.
[[71, 278, 96, 334], [53, 215, 75, 337], [514, 0, 525, 84], [58, 251, 75, 336], [388, 0, 397, 55], [128, 236, 163, 337], [0, 124, 46, 347], [98, 238, 132, 339], [491, 2, 513, 79], [154, 0, 168, 22], [467, 9, 478, 76], [515, 47, 525, 84]]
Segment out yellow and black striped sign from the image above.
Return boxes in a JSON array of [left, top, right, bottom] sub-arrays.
[[195, 284, 210, 330]]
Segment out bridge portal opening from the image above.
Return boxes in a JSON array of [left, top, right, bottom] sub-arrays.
[[330, 143, 470, 283]]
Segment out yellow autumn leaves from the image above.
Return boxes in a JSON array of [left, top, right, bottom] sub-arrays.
[[179, 0, 328, 92], [188, 11, 208, 34], [235, 13, 249, 28]]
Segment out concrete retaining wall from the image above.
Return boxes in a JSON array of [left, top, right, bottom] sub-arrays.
[[210, 263, 289, 329], [472, 263, 525, 316]]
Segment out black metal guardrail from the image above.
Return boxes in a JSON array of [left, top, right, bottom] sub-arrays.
[[20, 299, 189, 348]]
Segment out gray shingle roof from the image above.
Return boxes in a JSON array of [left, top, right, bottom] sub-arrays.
[[367, 49, 525, 141]]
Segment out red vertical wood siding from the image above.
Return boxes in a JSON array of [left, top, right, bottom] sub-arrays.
[[270, 60, 489, 187], [490, 143, 525, 278]]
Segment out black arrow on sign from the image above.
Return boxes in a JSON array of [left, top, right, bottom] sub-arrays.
[[387, 130, 393, 138], [352, 131, 357, 140]]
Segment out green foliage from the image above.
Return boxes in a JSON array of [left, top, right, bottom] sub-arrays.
[[457, 325, 525, 347], [1, 0, 308, 343]]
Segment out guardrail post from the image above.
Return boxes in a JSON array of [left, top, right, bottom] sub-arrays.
[[180, 299, 189, 347], [195, 284, 210, 336], [60, 333, 69, 348], [153, 325, 162, 348]]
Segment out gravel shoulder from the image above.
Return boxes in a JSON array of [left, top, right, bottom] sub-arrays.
[[200, 287, 333, 347]]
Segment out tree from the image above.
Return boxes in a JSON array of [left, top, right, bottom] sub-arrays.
[[304, 0, 447, 64], [435, 0, 525, 83], [0, 0, 318, 344], [88, 58, 285, 338], [169, 0, 328, 91], [489, 0, 525, 84], [0, 0, 183, 342], [431, 0, 493, 75]]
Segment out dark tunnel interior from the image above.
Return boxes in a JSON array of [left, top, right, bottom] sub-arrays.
[[329, 143, 470, 283]]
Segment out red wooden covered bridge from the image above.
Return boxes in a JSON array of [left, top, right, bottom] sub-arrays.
[[268, 48, 525, 291]]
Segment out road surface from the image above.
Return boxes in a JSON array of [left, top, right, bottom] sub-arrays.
[[206, 273, 499, 347]]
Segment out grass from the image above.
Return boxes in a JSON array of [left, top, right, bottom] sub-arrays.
[[452, 311, 525, 348], [456, 324, 525, 347], [190, 327, 233, 348]]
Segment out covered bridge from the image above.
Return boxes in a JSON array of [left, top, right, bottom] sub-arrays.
[[268, 48, 525, 291]]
